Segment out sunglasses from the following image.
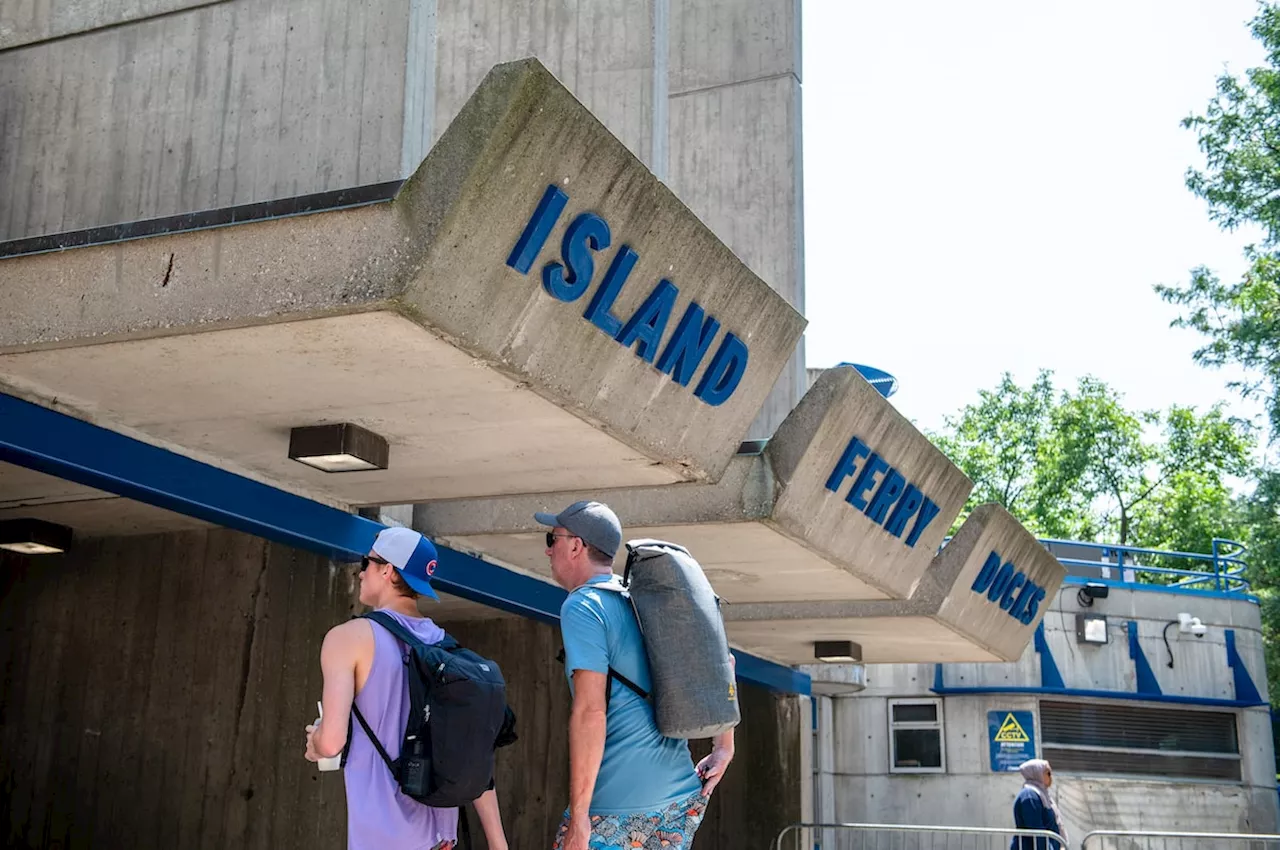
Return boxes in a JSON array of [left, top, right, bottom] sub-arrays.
[[360, 555, 391, 572], [546, 532, 578, 548]]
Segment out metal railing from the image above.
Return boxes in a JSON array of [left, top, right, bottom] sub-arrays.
[[773, 822, 1068, 850], [1081, 829, 1280, 850], [1037, 537, 1250, 593]]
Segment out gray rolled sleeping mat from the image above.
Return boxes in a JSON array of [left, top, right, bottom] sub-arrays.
[[601, 539, 741, 740]]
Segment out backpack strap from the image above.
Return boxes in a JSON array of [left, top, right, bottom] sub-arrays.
[[350, 701, 397, 774], [347, 611, 440, 775], [362, 610, 434, 653]]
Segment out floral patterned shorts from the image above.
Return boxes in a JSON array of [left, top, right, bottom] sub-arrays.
[[551, 791, 708, 849]]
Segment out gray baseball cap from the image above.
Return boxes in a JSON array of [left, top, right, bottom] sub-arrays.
[[534, 500, 622, 559]]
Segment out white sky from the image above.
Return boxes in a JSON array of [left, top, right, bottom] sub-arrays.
[[802, 0, 1270, 436]]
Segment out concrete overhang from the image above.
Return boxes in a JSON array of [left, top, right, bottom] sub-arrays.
[[415, 368, 1067, 665], [0, 58, 804, 528]]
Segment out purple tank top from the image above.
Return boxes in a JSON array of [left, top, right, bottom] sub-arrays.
[[345, 609, 457, 850]]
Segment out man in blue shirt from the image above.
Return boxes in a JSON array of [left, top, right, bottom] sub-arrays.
[[536, 500, 735, 850]]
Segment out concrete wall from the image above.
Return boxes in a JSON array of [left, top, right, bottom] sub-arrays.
[[818, 583, 1278, 841], [0, 527, 807, 848], [0, 0, 408, 241], [2, 0, 805, 438]]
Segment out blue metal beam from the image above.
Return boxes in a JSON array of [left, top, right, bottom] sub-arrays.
[[0, 392, 809, 694], [932, 664, 1266, 708], [1034, 622, 1065, 689], [931, 683, 1267, 709], [1226, 629, 1264, 705], [1128, 620, 1163, 696]]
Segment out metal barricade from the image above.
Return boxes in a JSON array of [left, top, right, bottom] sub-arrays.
[[773, 822, 1069, 850], [1081, 830, 1280, 850]]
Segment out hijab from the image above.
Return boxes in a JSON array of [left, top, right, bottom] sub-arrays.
[[1019, 759, 1067, 842]]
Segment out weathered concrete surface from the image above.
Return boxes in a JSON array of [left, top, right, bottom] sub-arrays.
[[412, 369, 1065, 665], [667, 0, 804, 440], [669, 0, 800, 95], [0, 0, 407, 240], [0, 526, 804, 849], [0, 59, 804, 505], [432, 0, 657, 168], [0, 0, 215, 50], [0, 313, 688, 507], [766, 366, 973, 599], [925, 504, 1067, 661], [391, 58, 806, 478], [0, 204, 405, 351], [830, 583, 1278, 840]]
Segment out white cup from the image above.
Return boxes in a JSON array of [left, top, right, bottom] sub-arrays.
[[314, 702, 342, 772]]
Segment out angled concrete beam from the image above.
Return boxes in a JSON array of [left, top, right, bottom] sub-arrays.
[[0, 58, 805, 488], [722, 504, 1068, 662]]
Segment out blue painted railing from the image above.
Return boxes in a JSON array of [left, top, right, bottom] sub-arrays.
[[1037, 536, 1250, 594]]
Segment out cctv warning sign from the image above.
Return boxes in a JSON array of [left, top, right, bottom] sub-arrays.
[[994, 713, 1030, 743], [989, 710, 1036, 771]]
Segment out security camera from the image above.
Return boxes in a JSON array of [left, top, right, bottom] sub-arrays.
[[1178, 613, 1208, 637]]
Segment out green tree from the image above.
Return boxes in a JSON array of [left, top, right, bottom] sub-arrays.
[[1160, 2, 1280, 439], [935, 373, 1255, 561]]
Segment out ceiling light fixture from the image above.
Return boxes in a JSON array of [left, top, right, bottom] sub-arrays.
[[0, 518, 73, 555], [288, 423, 389, 473], [814, 640, 862, 664]]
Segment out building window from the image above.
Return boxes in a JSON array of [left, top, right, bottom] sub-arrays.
[[1040, 700, 1241, 781], [888, 699, 945, 773]]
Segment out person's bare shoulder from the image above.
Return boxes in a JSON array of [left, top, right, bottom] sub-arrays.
[[322, 618, 374, 661]]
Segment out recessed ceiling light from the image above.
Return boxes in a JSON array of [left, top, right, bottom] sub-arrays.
[[814, 639, 861, 664], [288, 423, 389, 473], [0, 518, 73, 555]]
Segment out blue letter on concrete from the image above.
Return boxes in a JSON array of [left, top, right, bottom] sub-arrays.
[[884, 484, 923, 538], [864, 467, 906, 525], [999, 571, 1027, 611], [825, 437, 871, 493], [656, 302, 721, 387], [1009, 579, 1039, 621], [616, 280, 679, 363], [585, 246, 637, 338], [543, 212, 611, 302], [694, 333, 749, 406], [970, 551, 1002, 594], [507, 184, 568, 274], [846, 454, 889, 511], [904, 497, 941, 548]]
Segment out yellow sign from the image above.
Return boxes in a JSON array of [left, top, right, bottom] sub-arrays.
[[994, 713, 1031, 744]]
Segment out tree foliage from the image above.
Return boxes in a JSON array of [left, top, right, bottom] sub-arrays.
[[935, 372, 1278, 695], [933, 373, 1253, 547], [1160, 3, 1280, 439], [1164, 3, 1280, 701]]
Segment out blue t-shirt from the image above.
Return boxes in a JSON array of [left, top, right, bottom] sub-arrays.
[[560, 574, 702, 815]]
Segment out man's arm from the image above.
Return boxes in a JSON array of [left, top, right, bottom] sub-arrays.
[[568, 670, 609, 824], [694, 653, 736, 795], [306, 620, 365, 760], [472, 788, 508, 850]]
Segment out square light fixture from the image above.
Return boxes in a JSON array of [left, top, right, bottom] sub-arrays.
[[1076, 613, 1109, 645], [288, 423, 389, 473], [0, 518, 73, 555], [814, 640, 862, 663]]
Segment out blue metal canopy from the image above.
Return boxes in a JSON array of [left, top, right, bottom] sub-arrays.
[[0, 392, 808, 695]]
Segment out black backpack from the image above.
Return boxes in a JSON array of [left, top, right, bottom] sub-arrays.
[[346, 612, 512, 808]]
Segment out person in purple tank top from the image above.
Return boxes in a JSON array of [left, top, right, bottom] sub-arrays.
[[305, 527, 510, 850]]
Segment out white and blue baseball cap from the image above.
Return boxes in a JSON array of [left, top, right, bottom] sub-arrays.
[[371, 526, 440, 601]]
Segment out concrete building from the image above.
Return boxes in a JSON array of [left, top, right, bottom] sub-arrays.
[[811, 543, 1278, 844], [0, 2, 1093, 849]]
